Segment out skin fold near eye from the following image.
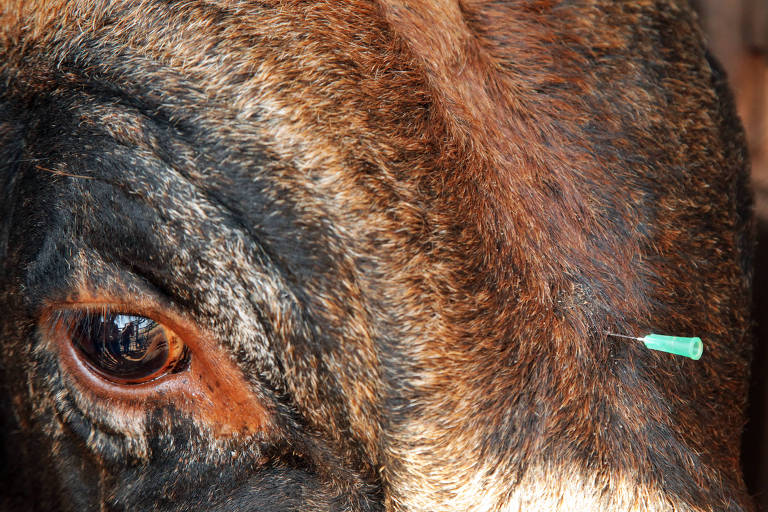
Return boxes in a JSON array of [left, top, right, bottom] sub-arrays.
[[41, 301, 272, 437], [52, 308, 189, 385]]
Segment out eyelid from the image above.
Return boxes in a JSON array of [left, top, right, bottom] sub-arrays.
[[54, 307, 190, 385], [42, 298, 274, 437]]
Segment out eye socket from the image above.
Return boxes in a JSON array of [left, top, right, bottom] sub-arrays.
[[55, 309, 189, 385]]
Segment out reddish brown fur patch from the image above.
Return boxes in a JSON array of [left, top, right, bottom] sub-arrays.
[[43, 292, 273, 438]]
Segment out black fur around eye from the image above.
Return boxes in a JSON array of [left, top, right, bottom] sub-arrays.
[[56, 309, 189, 384]]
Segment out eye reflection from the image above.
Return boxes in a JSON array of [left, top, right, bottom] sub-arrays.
[[55, 309, 189, 384]]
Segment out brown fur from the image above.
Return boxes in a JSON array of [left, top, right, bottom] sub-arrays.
[[0, 1, 754, 511]]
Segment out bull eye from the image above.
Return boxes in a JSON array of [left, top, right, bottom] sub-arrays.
[[57, 309, 189, 385]]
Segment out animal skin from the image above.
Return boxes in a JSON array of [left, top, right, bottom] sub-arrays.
[[0, 0, 755, 510]]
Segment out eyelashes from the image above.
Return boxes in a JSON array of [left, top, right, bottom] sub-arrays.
[[52, 308, 190, 385], [43, 303, 273, 440]]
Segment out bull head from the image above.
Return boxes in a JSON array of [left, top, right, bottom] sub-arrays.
[[0, 1, 754, 510]]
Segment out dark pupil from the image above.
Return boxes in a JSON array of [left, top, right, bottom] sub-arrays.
[[67, 311, 171, 382]]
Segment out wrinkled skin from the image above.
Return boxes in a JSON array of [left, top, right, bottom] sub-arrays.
[[0, 1, 755, 511]]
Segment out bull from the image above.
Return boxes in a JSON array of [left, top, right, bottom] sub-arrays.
[[0, 0, 755, 510]]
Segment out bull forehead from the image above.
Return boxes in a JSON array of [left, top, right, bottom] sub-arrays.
[[1, 0, 719, 335], [3, 0, 660, 319]]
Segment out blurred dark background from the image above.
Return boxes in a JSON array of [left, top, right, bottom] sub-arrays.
[[692, 0, 768, 508]]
